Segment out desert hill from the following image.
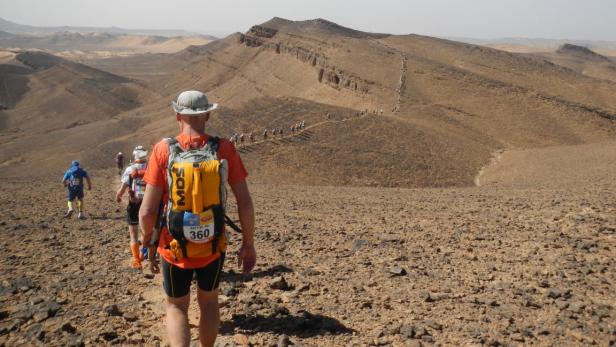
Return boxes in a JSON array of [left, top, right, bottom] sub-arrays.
[[455, 37, 616, 56], [0, 17, 204, 37], [0, 50, 160, 175], [0, 31, 213, 56], [0, 18, 214, 58], [101, 17, 616, 187], [528, 44, 616, 83], [2, 18, 616, 188], [556, 43, 610, 62]]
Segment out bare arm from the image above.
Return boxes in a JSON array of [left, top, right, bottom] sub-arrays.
[[230, 180, 256, 273], [85, 176, 92, 190], [115, 183, 129, 203], [139, 184, 163, 273], [139, 185, 163, 247]]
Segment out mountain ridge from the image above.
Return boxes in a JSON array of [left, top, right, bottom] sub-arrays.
[[0, 16, 214, 38], [2, 17, 616, 188]]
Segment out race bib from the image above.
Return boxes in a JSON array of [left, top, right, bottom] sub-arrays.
[[182, 209, 215, 244], [69, 178, 81, 187]]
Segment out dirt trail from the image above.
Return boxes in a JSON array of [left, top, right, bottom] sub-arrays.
[[474, 150, 505, 186], [393, 54, 408, 113]]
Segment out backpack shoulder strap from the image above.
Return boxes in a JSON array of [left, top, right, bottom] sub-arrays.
[[203, 136, 220, 153], [164, 137, 184, 165], [164, 137, 179, 148]]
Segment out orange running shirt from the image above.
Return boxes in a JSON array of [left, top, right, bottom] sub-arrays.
[[144, 133, 248, 269]]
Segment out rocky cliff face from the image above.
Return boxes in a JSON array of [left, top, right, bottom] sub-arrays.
[[238, 25, 278, 47], [239, 25, 371, 95]]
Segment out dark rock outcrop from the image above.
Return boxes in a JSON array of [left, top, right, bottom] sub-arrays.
[[239, 25, 371, 95], [557, 44, 609, 61]]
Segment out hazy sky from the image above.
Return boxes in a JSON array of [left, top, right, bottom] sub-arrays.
[[0, 0, 614, 40]]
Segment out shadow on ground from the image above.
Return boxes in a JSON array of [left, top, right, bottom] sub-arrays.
[[220, 264, 293, 282], [220, 310, 354, 337]]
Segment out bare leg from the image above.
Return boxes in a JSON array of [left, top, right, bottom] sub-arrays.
[[129, 224, 142, 268], [197, 288, 220, 347], [129, 224, 139, 244], [166, 294, 191, 347]]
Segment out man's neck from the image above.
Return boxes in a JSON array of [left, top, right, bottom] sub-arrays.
[[181, 128, 206, 136]]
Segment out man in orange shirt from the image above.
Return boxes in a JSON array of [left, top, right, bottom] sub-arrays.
[[139, 90, 256, 347]]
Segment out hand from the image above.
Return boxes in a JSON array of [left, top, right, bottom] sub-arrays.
[[115, 194, 122, 203], [148, 245, 159, 274], [237, 242, 256, 274], [88, 186, 92, 191]]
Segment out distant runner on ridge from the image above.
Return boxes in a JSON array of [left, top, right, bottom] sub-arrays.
[[139, 90, 256, 347], [62, 160, 92, 219], [115, 145, 149, 270]]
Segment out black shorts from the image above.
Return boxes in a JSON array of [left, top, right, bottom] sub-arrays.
[[126, 200, 141, 225], [67, 189, 84, 201], [161, 254, 225, 298]]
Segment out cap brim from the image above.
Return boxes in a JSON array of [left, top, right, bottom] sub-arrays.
[[172, 101, 218, 116]]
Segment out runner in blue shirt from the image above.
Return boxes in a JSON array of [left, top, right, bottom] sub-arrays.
[[62, 160, 92, 219]]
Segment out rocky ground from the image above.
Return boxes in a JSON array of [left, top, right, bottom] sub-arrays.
[[0, 167, 615, 346]]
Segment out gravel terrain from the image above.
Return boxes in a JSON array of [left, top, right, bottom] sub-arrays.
[[1, 158, 614, 346]]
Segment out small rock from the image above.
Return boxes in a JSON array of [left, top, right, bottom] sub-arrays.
[[277, 334, 291, 347], [547, 288, 562, 299], [26, 323, 45, 341], [351, 239, 368, 253], [220, 286, 238, 297], [270, 276, 292, 291], [538, 329, 551, 336], [29, 296, 45, 305], [130, 334, 144, 343], [280, 292, 298, 303], [219, 295, 230, 308], [421, 335, 434, 343], [399, 324, 415, 339], [65, 336, 85, 347], [415, 326, 429, 338], [123, 313, 138, 322], [104, 304, 123, 317], [0, 321, 18, 335], [525, 299, 542, 308], [538, 280, 550, 288], [568, 301, 586, 314], [233, 333, 249, 346], [303, 269, 321, 276], [359, 301, 373, 309], [389, 266, 407, 276], [555, 300, 569, 310], [99, 330, 118, 341], [386, 321, 402, 335], [426, 320, 442, 331], [33, 310, 50, 322], [61, 322, 77, 334]]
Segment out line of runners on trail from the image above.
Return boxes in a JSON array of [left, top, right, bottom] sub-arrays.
[[229, 120, 306, 146]]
